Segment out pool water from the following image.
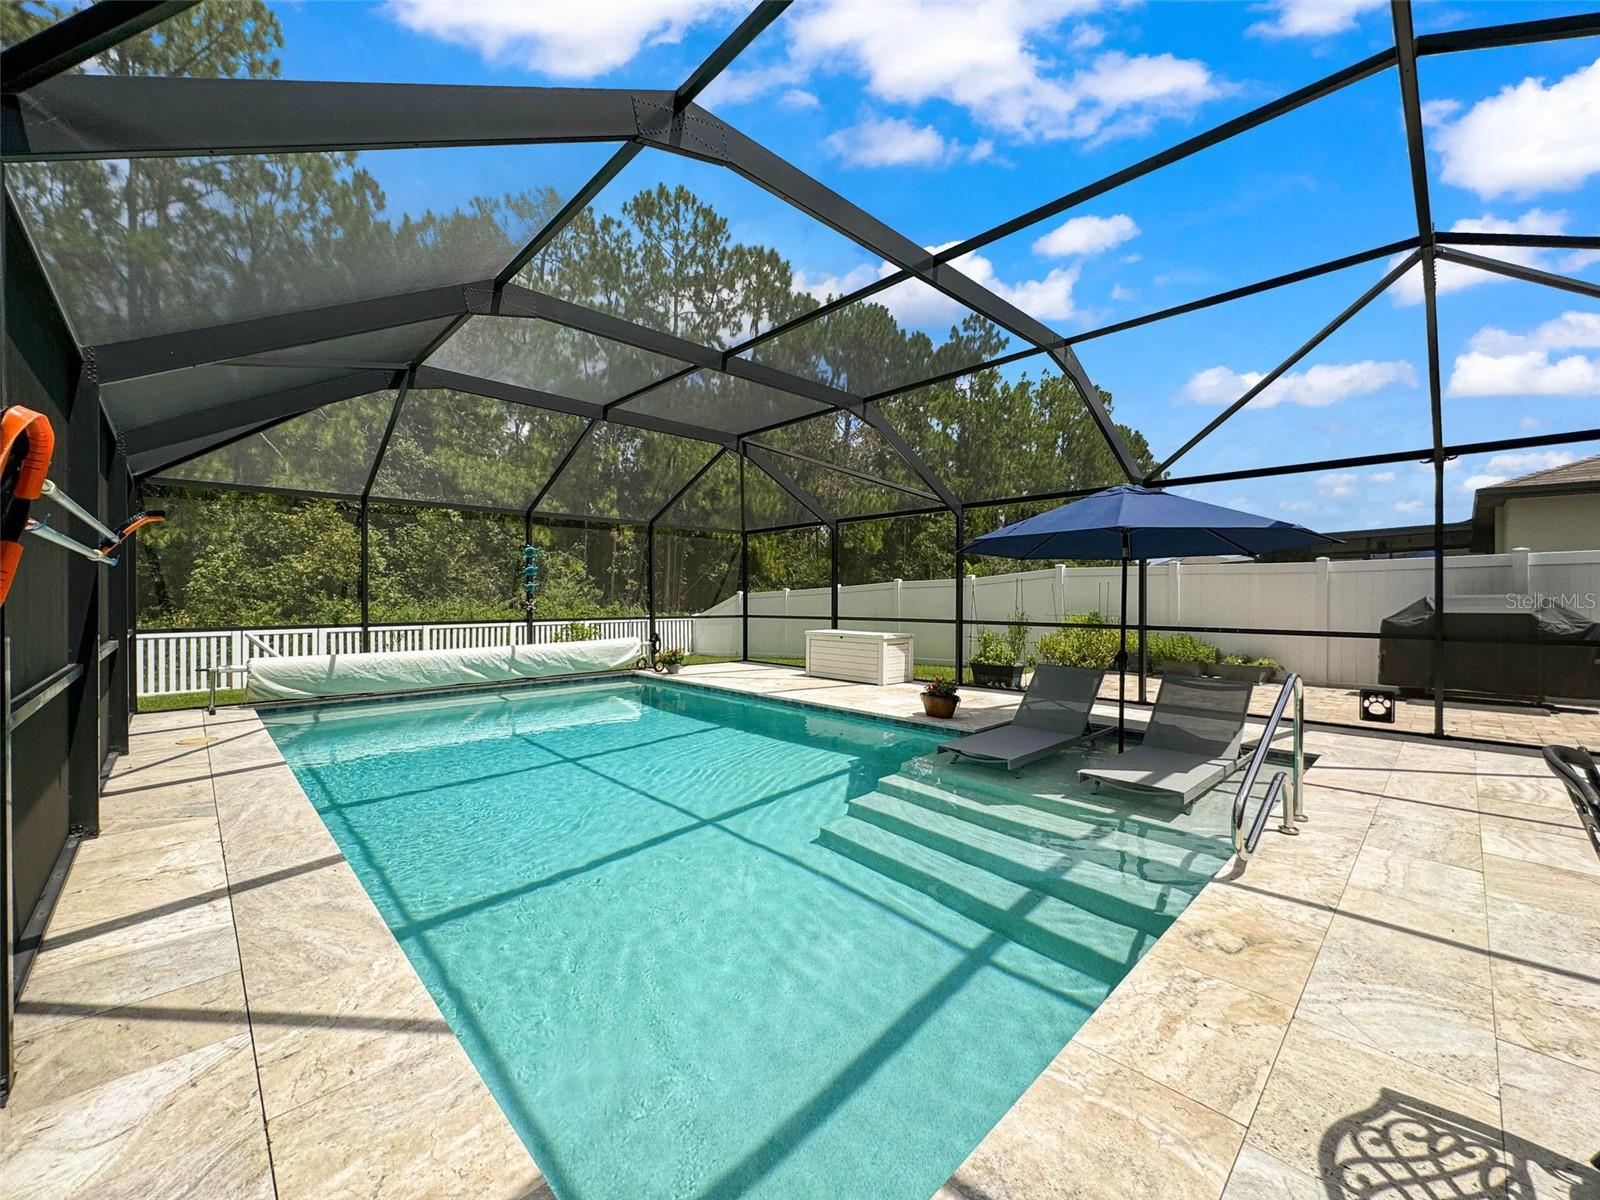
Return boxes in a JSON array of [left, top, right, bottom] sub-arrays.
[[263, 679, 1232, 1200]]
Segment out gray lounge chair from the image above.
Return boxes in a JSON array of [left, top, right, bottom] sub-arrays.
[[937, 666, 1106, 771], [1078, 675, 1254, 805]]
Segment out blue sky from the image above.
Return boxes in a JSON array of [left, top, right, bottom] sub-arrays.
[[265, 0, 1598, 531]]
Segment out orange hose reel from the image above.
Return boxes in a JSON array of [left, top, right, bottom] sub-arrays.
[[2, 406, 56, 606]]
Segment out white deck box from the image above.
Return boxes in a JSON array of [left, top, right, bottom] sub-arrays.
[[804, 629, 914, 686]]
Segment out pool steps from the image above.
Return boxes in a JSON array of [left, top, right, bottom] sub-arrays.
[[819, 770, 1234, 979]]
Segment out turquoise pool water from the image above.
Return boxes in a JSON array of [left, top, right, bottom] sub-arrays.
[[262, 680, 1224, 1200]]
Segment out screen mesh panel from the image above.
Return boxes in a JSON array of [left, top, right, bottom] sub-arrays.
[[137, 486, 361, 628], [536, 423, 719, 522], [656, 451, 738, 532], [513, 148, 864, 350], [745, 277, 1017, 399], [372, 389, 588, 510], [428, 316, 691, 404], [152, 391, 398, 496], [744, 461, 819, 531], [8, 143, 611, 345], [367, 505, 523, 623], [751, 413, 939, 518], [653, 528, 739, 618], [617, 369, 829, 435], [877, 366, 1132, 503], [527, 519, 647, 618]]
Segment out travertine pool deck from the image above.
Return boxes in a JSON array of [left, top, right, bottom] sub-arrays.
[[2, 664, 1596, 1200]]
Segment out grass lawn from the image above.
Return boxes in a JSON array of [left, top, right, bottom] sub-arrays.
[[138, 689, 246, 713]]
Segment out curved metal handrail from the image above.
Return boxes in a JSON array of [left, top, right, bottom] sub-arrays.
[[1231, 672, 1305, 860]]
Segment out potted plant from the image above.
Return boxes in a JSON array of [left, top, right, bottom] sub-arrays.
[[656, 647, 687, 675], [921, 677, 960, 719], [969, 628, 1026, 689]]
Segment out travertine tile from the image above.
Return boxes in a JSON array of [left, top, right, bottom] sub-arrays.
[[1075, 954, 1292, 1124], [1478, 798, 1589, 839], [1483, 853, 1600, 922], [936, 1042, 1244, 1200], [1246, 1020, 1505, 1194], [250, 954, 452, 1119], [1497, 1040, 1600, 1200], [1364, 803, 1483, 871], [11, 972, 248, 1104], [267, 1037, 550, 1200], [1481, 819, 1600, 879], [1296, 916, 1499, 1095], [1219, 1143, 1323, 1200], [0, 1033, 273, 1200], [1147, 883, 1328, 1005]]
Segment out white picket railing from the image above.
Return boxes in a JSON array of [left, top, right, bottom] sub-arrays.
[[136, 617, 694, 697]]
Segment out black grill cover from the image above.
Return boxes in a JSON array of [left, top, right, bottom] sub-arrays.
[[1379, 595, 1600, 701]]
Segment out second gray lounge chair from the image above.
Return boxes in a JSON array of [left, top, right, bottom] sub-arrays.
[[937, 665, 1106, 771], [1077, 675, 1254, 806]]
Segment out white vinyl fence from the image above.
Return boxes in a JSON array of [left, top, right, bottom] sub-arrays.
[[694, 548, 1600, 688], [136, 617, 693, 697]]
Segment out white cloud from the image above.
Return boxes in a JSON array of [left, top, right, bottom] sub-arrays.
[[1279, 499, 1317, 513], [1466, 310, 1600, 355], [384, 0, 737, 78], [826, 115, 996, 167], [1447, 350, 1600, 397], [1433, 58, 1600, 199], [1070, 22, 1107, 48], [827, 116, 951, 167], [1031, 213, 1140, 257], [1110, 283, 1134, 302], [1248, 0, 1386, 39], [1370, 471, 1396, 483], [1182, 360, 1417, 409], [1318, 472, 1360, 498], [1520, 416, 1543, 431], [1448, 310, 1600, 397], [780, 89, 820, 110], [1565, 249, 1600, 272], [1420, 98, 1460, 128], [779, 1, 1220, 144], [795, 240, 1083, 326], [1393, 499, 1425, 514], [1460, 450, 1576, 493], [1390, 209, 1570, 305]]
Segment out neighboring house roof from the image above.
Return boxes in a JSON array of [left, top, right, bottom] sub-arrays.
[[1470, 452, 1600, 550]]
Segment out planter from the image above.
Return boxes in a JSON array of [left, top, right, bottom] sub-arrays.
[[1211, 663, 1273, 684], [969, 662, 1025, 689], [664, 663, 682, 675], [921, 693, 959, 719], [1155, 659, 1204, 677]]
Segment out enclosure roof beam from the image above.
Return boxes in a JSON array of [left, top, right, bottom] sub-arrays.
[[414, 366, 738, 448], [1149, 248, 1423, 481], [525, 420, 599, 519], [90, 283, 471, 384], [1413, 10, 1600, 56], [2, 76, 656, 161], [360, 373, 411, 503], [648, 448, 729, 529], [1, 1, 196, 95], [742, 440, 935, 502], [125, 369, 398, 476], [741, 443, 834, 528], [675, 2, 790, 111], [1435, 231, 1600, 251], [1435, 245, 1600, 301]]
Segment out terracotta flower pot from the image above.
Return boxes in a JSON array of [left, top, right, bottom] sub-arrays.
[[921, 693, 959, 719]]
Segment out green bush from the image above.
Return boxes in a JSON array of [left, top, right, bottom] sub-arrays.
[[971, 628, 1020, 665], [1033, 614, 1223, 670], [560, 620, 600, 642]]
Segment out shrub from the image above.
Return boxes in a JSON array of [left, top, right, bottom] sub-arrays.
[[1005, 611, 1030, 664], [656, 646, 686, 667], [1147, 632, 1221, 665], [560, 620, 600, 642], [971, 628, 1020, 665]]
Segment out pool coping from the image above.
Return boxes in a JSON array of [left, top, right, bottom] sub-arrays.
[[7, 667, 1597, 1200]]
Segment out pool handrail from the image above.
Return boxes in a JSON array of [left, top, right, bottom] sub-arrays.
[[1231, 672, 1305, 861]]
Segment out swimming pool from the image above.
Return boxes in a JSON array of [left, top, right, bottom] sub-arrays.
[[263, 678, 1232, 1200]]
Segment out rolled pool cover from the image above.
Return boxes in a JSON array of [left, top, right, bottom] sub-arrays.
[[245, 637, 645, 702]]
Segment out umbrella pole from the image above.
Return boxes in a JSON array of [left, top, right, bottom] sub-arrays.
[[1118, 537, 1130, 751]]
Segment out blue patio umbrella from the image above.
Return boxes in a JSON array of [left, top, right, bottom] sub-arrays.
[[962, 484, 1338, 748]]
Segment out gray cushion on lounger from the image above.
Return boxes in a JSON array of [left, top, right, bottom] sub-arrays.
[[1078, 675, 1254, 804], [938, 665, 1105, 770]]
